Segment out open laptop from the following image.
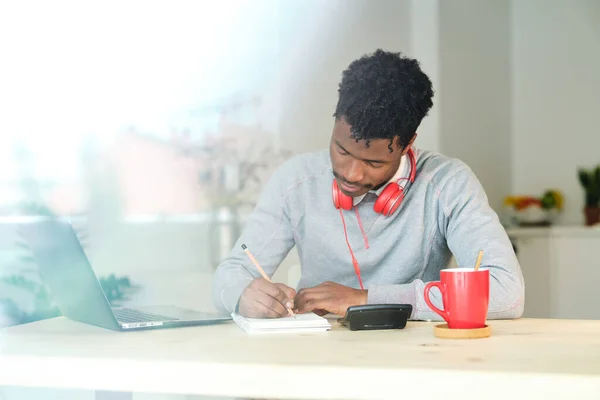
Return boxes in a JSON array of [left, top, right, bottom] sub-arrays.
[[17, 218, 232, 331]]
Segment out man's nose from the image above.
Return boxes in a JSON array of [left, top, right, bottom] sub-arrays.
[[345, 160, 365, 183]]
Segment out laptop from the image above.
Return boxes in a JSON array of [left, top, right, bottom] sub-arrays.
[[17, 218, 232, 331]]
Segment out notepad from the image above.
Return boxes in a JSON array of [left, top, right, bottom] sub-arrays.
[[231, 312, 332, 334]]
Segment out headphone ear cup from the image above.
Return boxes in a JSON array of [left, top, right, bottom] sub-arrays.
[[332, 180, 353, 210], [374, 183, 404, 216]]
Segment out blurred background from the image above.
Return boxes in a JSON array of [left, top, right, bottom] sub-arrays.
[[0, 0, 598, 395], [0, 0, 598, 399]]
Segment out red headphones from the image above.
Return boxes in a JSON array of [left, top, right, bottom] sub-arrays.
[[332, 147, 417, 216], [331, 147, 417, 290]]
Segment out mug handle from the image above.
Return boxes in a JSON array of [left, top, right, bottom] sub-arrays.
[[424, 281, 449, 321]]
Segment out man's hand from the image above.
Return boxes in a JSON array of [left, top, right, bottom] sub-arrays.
[[293, 281, 368, 316], [238, 278, 296, 318]]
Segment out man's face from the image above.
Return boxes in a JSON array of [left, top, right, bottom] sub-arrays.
[[330, 118, 405, 198]]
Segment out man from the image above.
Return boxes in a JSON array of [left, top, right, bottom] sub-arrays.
[[212, 49, 524, 321]]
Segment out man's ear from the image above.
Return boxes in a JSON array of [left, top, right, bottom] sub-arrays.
[[402, 133, 418, 155]]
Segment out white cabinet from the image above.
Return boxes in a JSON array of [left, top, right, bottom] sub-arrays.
[[510, 235, 552, 318], [553, 236, 600, 319], [507, 226, 600, 320]]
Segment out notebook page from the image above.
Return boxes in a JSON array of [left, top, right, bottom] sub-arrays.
[[231, 312, 332, 334]]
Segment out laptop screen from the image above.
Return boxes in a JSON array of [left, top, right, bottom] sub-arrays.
[[17, 218, 120, 330]]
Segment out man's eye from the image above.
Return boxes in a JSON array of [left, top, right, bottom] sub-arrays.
[[367, 162, 383, 168]]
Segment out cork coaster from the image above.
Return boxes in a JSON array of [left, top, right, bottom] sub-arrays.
[[434, 323, 491, 339]]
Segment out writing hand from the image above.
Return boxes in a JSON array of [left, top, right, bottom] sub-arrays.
[[238, 278, 296, 318], [293, 281, 367, 316]]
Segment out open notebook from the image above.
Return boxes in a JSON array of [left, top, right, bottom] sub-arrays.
[[231, 312, 332, 334]]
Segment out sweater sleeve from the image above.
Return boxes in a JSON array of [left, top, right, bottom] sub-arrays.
[[211, 164, 296, 315], [366, 162, 525, 321]]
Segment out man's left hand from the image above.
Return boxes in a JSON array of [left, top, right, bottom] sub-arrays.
[[293, 281, 368, 316]]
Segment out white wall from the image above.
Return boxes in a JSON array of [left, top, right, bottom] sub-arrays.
[[511, 0, 600, 225], [438, 0, 512, 212], [408, 0, 441, 153], [276, 0, 413, 153]]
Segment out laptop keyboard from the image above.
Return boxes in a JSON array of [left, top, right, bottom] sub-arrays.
[[113, 308, 178, 323]]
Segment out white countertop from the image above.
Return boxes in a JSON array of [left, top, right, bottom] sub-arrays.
[[1, 317, 600, 399], [506, 224, 600, 238]]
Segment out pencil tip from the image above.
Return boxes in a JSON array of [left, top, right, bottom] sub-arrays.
[[241, 244, 247, 250]]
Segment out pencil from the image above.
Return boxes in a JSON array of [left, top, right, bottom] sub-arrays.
[[241, 244, 296, 318]]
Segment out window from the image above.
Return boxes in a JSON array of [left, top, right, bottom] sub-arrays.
[[0, 1, 281, 218]]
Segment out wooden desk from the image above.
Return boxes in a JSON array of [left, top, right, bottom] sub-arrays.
[[1, 317, 599, 400]]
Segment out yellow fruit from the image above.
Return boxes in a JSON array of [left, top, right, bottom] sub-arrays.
[[549, 190, 564, 210], [541, 189, 564, 211], [504, 196, 523, 206]]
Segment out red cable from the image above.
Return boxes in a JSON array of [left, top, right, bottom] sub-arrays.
[[354, 207, 369, 249], [339, 208, 365, 290], [338, 149, 415, 291]]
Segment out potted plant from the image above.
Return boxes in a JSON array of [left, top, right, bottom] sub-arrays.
[[577, 165, 600, 226]]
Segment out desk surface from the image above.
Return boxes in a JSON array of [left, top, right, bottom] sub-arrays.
[[1, 317, 600, 400]]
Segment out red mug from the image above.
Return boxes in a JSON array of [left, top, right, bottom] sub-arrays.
[[424, 268, 490, 329]]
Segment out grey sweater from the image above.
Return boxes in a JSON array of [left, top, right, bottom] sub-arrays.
[[212, 148, 525, 321]]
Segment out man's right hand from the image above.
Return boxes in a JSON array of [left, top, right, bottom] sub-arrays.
[[238, 278, 296, 318]]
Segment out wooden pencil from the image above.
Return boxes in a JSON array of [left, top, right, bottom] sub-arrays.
[[241, 244, 295, 317]]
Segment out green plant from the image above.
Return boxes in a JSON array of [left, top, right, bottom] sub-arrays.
[[0, 275, 60, 325], [98, 274, 138, 305], [578, 165, 600, 207], [0, 272, 138, 328]]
